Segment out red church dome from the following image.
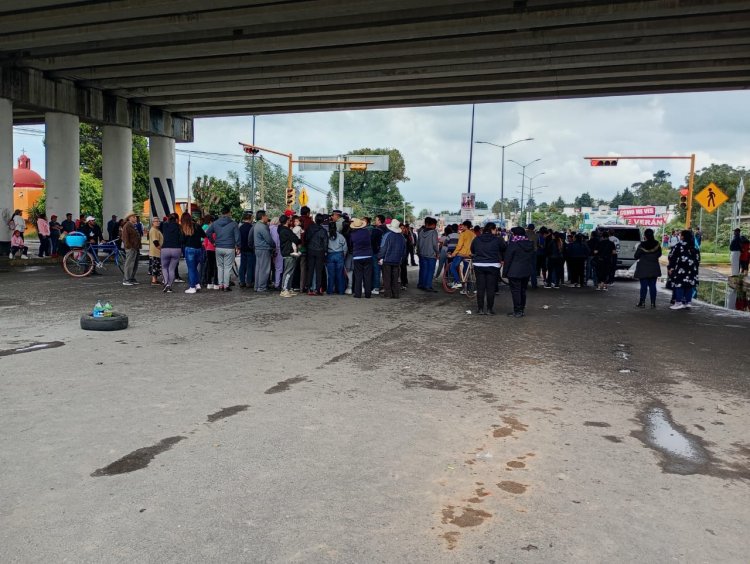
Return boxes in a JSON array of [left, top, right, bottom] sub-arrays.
[[13, 153, 45, 188]]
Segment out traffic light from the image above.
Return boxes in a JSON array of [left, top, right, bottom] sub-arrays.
[[590, 159, 618, 167], [286, 185, 295, 209], [243, 146, 260, 155], [680, 195, 688, 209]]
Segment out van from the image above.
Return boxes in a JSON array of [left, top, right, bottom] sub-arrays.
[[595, 225, 642, 269]]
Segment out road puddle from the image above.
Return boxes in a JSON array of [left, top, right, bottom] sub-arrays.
[[207, 404, 249, 423], [633, 404, 709, 475], [265, 376, 307, 394], [696, 277, 749, 313], [91, 436, 186, 477], [0, 341, 64, 357]]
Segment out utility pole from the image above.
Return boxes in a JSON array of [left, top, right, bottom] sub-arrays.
[[467, 104, 475, 194], [509, 158, 541, 226], [186, 157, 191, 217]]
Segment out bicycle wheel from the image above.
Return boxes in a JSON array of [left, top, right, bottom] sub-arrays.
[[463, 265, 477, 298], [63, 249, 94, 277], [116, 250, 126, 274], [442, 262, 456, 293]]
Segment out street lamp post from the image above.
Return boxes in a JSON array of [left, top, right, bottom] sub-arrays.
[[527, 183, 547, 225], [475, 138, 533, 224], [508, 158, 541, 226]]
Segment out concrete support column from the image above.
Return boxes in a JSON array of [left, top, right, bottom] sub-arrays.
[[102, 125, 133, 223], [0, 98, 13, 253], [45, 112, 80, 221], [148, 136, 175, 219]]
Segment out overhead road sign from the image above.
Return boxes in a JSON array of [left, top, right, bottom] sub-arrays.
[[298, 155, 389, 172], [694, 182, 728, 214]]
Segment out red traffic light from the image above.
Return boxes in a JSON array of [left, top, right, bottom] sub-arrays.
[[590, 159, 618, 167], [679, 187, 689, 196], [243, 146, 260, 155]]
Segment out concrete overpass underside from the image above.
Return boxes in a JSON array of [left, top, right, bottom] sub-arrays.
[[1, 0, 750, 127]]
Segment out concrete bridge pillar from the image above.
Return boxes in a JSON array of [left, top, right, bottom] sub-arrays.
[[148, 136, 175, 219], [102, 125, 133, 225], [45, 112, 80, 221], [0, 98, 13, 254]]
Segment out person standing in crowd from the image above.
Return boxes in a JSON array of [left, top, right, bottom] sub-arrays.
[[61, 212, 75, 234], [270, 217, 283, 289], [326, 221, 348, 295], [370, 215, 388, 295], [253, 210, 275, 292], [349, 218, 373, 298], [305, 213, 328, 295], [694, 227, 703, 249], [148, 217, 164, 285], [278, 214, 300, 298], [593, 230, 616, 291], [608, 229, 620, 284], [399, 222, 411, 289], [378, 219, 407, 298], [181, 212, 206, 294], [667, 229, 701, 309], [205, 206, 240, 292], [545, 232, 565, 288], [729, 228, 742, 276], [121, 212, 141, 286], [9, 230, 28, 259], [634, 228, 662, 308], [330, 209, 344, 233], [159, 213, 182, 293], [566, 233, 589, 288], [417, 217, 439, 292], [404, 223, 417, 266], [448, 220, 475, 289], [435, 225, 453, 281], [471, 222, 505, 315], [668, 229, 700, 310], [525, 224, 539, 289], [668, 229, 679, 249], [297, 206, 314, 292], [503, 226, 535, 318], [106, 215, 119, 243], [238, 212, 255, 289], [341, 216, 354, 294], [79, 216, 104, 275], [36, 213, 51, 257], [739, 236, 749, 276], [49, 214, 61, 257]]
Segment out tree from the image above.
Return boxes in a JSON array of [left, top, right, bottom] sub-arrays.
[[192, 175, 243, 220], [132, 136, 150, 213], [328, 148, 409, 218], [238, 156, 306, 217], [685, 163, 748, 243], [631, 170, 677, 206], [475, 200, 488, 210], [550, 196, 566, 212], [491, 200, 502, 214], [574, 192, 594, 207], [27, 171, 104, 224], [417, 208, 433, 218]]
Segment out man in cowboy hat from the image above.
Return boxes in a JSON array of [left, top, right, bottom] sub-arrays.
[[349, 217, 373, 298], [377, 218, 407, 298], [121, 211, 142, 286]]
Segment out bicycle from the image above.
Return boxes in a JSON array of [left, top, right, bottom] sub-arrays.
[[442, 256, 477, 298], [63, 238, 125, 277]]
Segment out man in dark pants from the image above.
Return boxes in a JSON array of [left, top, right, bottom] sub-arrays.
[[238, 212, 255, 288], [349, 218, 373, 298], [471, 222, 505, 315], [503, 226, 535, 317], [304, 214, 328, 295], [378, 219, 406, 298]]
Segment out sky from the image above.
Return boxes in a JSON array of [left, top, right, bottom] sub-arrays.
[[12, 90, 750, 214]]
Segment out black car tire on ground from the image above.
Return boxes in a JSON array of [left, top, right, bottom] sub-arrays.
[[80, 312, 129, 331]]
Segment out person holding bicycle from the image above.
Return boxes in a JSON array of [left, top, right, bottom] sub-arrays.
[[80, 216, 104, 276], [448, 220, 475, 289], [470, 222, 506, 315]]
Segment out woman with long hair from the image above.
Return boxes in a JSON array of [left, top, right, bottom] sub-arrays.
[[180, 212, 206, 294], [159, 213, 182, 293], [634, 228, 662, 308], [668, 229, 700, 310], [545, 232, 565, 288], [148, 217, 164, 285], [201, 215, 219, 290], [325, 221, 348, 294]]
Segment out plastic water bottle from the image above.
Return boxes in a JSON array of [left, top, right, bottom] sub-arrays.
[[103, 302, 113, 317], [93, 301, 104, 318]]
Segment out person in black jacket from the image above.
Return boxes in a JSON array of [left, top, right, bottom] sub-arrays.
[[238, 213, 255, 288], [278, 214, 301, 297], [305, 214, 328, 295], [503, 226, 535, 317], [470, 222, 506, 315]]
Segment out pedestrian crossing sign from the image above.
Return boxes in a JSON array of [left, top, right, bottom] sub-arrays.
[[694, 182, 728, 214]]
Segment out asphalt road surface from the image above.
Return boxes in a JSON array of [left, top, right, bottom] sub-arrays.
[[1, 263, 748, 563]]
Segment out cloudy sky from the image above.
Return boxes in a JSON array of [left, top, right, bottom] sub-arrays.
[[12, 90, 750, 214]]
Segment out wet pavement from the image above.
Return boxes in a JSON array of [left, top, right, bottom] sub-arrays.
[[1, 263, 748, 562]]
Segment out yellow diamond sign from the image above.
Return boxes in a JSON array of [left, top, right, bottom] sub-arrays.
[[694, 182, 728, 214], [299, 187, 309, 207]]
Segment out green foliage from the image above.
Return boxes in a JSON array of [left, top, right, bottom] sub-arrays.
[[328, 148, 409, 218], [610, 187, 636, 207], [132, 135, 150, 211], [630, 170, 677, 206], [687, 163, 747, 237], [417, 208, 433, 218], [192, 175, 243, 220], [475, 200, 488, 210], [26, 171, 104, 224], [550, 196, 566, 212], [574, 192, 594, 207], [239, 156, 305, 217]]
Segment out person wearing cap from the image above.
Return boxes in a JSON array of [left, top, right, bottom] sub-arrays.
[[349, 218, 373, 298], [80, 216, 104, 275], [121, 212, 142, 286], [448, 220, 475, 289], [377, 219, 407, 298], [503, 226, 535, 317]]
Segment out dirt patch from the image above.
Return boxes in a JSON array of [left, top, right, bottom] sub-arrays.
[[493, 427, 513, 438], [206, 404, 249, 423], [265, 376, 307, 394], [506, 460, 526, 469], [442, 506, 492, 528], [497, 481, 527, 494], [442, 531, 460, 550], [603, 435, 623, 443], [584, 421, 611, 427], [402, 374, 458, 391]]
